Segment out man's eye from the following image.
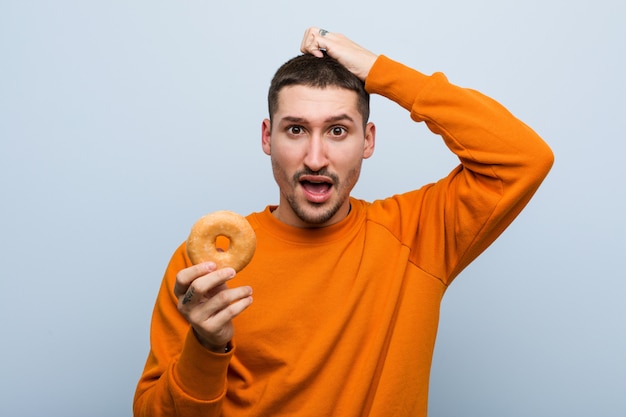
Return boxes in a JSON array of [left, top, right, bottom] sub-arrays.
[[288, 126, 303, 135], [330, 126, 347, 136]]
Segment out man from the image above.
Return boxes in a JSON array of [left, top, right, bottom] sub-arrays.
[[134, 27, 553, 416]]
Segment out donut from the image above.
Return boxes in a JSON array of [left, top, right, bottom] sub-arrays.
[[186, 210, 256, 271]]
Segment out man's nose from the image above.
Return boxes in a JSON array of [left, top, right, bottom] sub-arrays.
[[303, 135, 328, 172]]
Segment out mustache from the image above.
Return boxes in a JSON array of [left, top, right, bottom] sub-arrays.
[[292, 167, 339, 184]]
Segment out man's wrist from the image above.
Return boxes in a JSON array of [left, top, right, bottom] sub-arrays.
[[209, 341, 232, 354], [192, 328, 232, 354]]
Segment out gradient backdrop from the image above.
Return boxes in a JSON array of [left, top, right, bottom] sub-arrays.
[[1, 0, 624, 416]]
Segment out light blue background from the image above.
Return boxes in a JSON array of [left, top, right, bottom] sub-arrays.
[[1, 0, 624, 416]]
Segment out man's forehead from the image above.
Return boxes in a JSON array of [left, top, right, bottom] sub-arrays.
[[275, 85, 360, 115]]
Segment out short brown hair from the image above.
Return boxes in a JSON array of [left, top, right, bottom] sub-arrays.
[[268, 54, 370, 127]]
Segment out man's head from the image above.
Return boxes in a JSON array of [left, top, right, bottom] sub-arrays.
[[268, 54, 370, 128], [262, 54, 376, 228]]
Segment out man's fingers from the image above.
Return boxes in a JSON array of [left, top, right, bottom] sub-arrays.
[[189, 292, 253, 351], [176, 266, 236, 307], [300, 26, 328, 57], [174, 262, 217, 297], [173, 262, 252, 350], [298, 27, 377, 81], [205, 287, 252, 320], [206, 294, 253, 328], [186, 285, 253, 327]]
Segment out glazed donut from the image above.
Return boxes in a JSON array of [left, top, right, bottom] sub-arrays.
[[186, 210, 256, 271]]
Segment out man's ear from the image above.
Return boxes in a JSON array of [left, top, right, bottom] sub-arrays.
[[261, 119, 271, 155], [362, 122, 376, 159]]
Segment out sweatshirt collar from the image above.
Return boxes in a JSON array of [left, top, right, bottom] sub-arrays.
[[251, 197, 365, 245]]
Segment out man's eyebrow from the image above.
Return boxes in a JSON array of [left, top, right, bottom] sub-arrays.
[[325, 114, 355, 124], [279, 116, 306, 124], [279, 114, 356, 124]]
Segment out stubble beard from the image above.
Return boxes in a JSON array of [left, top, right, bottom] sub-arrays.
[[272, 159, 361, 226], [287, 193, 341, 225]]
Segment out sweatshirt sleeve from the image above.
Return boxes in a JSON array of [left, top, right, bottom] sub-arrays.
[[133, 243, 233, 416], [365, 55, 554, 284]]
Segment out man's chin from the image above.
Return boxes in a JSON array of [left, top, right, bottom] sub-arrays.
[[294, 201, 341, 226]]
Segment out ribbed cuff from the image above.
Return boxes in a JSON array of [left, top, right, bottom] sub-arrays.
[[173, 329, 233, 400]]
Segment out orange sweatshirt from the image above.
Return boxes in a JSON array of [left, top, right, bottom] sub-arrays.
[[134, 55, 554, 417]]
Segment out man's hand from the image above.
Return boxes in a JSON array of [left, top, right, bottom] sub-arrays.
[[300, 27, 378, 81], [174, 262, 253, 353]]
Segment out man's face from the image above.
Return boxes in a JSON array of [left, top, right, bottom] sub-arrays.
[[262, 85, 375, 228]]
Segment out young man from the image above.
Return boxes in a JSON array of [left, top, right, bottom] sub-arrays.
[[134, 27, 554, 416]]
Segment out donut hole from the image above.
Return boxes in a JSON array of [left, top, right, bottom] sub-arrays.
[[215, 235, 231, 253]]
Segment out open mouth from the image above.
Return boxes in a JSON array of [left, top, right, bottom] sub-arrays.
[[299, 175, 334, 202], [301, 180, 332, 194]]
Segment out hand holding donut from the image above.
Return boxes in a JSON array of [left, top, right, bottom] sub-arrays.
[[174, 262, 252, 353], [300, 27, 379, 81], [174, 211, 257, 353]]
